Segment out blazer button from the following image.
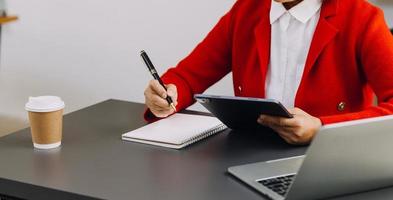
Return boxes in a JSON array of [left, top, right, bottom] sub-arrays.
[[337, 102, 346, 111]]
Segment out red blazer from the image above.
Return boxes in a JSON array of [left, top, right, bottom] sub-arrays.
[[146, 0, 393, 125]]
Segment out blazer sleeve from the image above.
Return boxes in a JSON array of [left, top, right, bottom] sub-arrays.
[[320, 8, 393, 124], [144, 7, 235, 122]]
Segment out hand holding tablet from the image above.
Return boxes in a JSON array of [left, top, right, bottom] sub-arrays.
[[195, 94, 292, 130]]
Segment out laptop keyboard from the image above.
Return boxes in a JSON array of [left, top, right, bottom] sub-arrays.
[[258, 174, 296, 197]]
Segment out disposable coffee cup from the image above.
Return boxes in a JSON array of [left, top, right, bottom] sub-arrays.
[[25, 96, 65, 150]]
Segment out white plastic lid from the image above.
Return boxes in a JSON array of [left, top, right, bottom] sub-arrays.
[[25, 96, 65, 112]]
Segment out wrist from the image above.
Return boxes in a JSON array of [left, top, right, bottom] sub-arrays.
[[313, 117, 322, 133]]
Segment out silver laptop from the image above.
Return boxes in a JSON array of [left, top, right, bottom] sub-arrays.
[[228, 116, 393, 200]]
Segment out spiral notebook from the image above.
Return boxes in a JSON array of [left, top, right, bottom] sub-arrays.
[[122, 113, 227, 149]]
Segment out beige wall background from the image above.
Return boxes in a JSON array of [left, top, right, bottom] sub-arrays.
[[0, 0, 392, 137]]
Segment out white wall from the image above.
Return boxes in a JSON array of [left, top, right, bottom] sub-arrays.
[[0, 0, 236, 135], [372, 0, 393, 25], [0, 0, 392, 135]]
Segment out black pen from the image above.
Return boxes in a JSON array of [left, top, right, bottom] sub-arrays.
[[140, 50, 177, 112]]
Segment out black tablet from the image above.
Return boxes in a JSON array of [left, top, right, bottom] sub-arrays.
[[194, 94, 293, 130]]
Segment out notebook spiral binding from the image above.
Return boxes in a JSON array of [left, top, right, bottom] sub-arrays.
[[182, 124, 228, 147]]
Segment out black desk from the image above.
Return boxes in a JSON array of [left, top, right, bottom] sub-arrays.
[[0, 100, 392, 200]]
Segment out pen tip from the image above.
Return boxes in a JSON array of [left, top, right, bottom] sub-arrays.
[[170, 103, 177, 112]]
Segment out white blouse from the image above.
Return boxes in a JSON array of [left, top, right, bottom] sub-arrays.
[[265, 0, 322, 108]]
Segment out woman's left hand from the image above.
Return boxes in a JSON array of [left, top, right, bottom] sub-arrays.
[[257, 108, 322, 145]]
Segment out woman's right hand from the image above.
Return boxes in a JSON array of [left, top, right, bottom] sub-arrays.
[[144, 80, 178, 118]]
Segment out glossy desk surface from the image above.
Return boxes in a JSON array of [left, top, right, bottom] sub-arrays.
[[0, 100, 392, 200]]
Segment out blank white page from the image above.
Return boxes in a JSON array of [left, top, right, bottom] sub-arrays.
[[122, 113, 225, 147]]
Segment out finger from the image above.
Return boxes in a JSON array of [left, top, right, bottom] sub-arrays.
[[146, 97, 173, 114], [258, 115, 300, 128], [145, 91, 159, 110], [280, 135, 298, 145], [145, 90, 174, 118], [272, 128, 299, 145], [278, 133, 295, 144], [146, 90, 175, 113], [258, 115, 286, 127], [266, 123, 298, 140], [268, 125, 297, 145], [144, 85, 155, 99], [272, 125, 311, 145], [148, 102, 172, 113], [256, 116, 296, 144], [146, 98, 163, 112], [166, 84, 177, 100], [166, 84, 178, 107], [151, 109, 174, 118], [149, 80, 167, 98], [276, 129, 296, 140], [268, 124, 294, 136], [145, 87, 169, 107], [151, 95, 172, 109], [166, 84, 179, 108]]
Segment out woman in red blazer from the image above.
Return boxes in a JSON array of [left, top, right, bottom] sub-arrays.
[[144, 0, 393, 145]]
